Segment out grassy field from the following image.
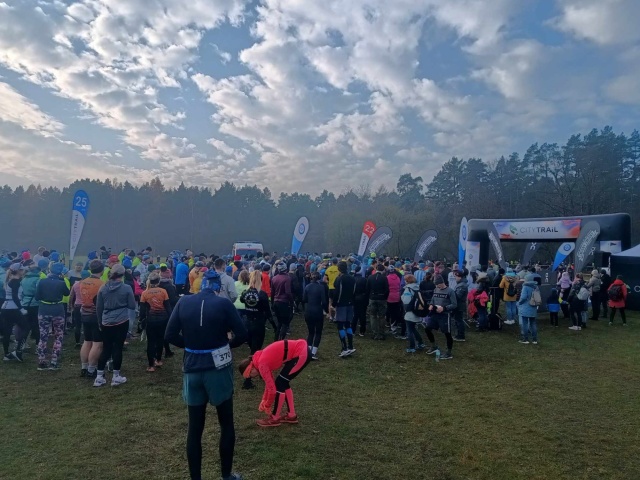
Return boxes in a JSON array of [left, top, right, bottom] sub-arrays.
[[1, 311, 639, 480]]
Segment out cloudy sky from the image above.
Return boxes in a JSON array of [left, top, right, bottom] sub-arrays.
[[0, 0, 638, 196]]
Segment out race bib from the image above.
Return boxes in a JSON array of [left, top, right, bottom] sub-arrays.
[[211, 344, 232, 370]]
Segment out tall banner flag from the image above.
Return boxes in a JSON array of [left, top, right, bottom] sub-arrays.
[[574, 221, 601, 273], [458, 217, 468, 267], [357, 221, 377, 257], [414, 230, 438, 262], [69, 190, 89, 261], [487, 223, 508, 269], [465, 241, 481, 267], [521, 242, 539, 266], [290, 216, 310, 255], [552, 242, 575, 271], [365, 226, 393, 257]]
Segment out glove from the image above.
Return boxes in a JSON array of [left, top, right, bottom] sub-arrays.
[[20, 308, 28, 316]]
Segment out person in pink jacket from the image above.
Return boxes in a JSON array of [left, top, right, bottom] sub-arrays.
[[386, 267, 405, 339], [239, 339, 312, 427]]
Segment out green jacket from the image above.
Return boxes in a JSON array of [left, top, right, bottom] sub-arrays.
[[21, 271, 41, 307]]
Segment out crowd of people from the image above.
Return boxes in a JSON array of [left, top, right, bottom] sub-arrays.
[[0, 246, 631, 480]]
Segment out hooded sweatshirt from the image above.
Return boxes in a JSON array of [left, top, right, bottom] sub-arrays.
[[499, 275, 518, 301], [607, 279, 627, 309], [21, 270, 41, 308], [386, 272, 401, 303], [401, 283, 421, 323], [517, 280, 539, 318], [558, 272, 572, 290], [96, 280, 136, 327]]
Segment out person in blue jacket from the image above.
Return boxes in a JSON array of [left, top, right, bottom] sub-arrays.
[[165, 270, 247, 480], [175, 256, 190, 296], [517, 274, 539, 344]]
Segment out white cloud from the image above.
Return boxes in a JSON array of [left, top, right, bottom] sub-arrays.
[[553, 0, 640, 46], [0, 81, 64, 136]]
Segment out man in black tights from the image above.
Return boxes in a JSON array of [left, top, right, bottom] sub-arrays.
[[165, 270, 247, 480]]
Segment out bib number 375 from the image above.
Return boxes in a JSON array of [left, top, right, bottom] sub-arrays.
[[212, 344, 232, 370]]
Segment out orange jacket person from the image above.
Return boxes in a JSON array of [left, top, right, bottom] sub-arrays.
[[239, 339, 311, 427]]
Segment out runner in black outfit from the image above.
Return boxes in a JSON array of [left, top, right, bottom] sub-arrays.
[[165, 270, 247, 480], [303, 272, 329, 360], [351, 266, 368, 337]]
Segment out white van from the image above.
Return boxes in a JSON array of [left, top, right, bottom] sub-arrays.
[[232, 242, 264, 259]]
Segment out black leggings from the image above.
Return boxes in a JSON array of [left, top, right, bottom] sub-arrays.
[[72, 306, 82, 344], [98, 321, 129, 371], [609, 308, 626, 323], [146, 321, 166, 366], [305, 312, 324, 348], [351, 300, 367, 334], [1, 309, 29, 355], [549, 312, 559, 326], [26, 306, 40, 342], [425, 329, 454, 352], [247, 316, 266, 354], [187, 398, 235, 480], [274, 302, 292, 341]]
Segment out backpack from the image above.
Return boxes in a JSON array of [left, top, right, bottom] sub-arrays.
[[411, 290, 430, 317], [241, 287, 260, 309], [529, 287, 542, 307], [608, 285, 623, 302], [506, 282, 516, 297], [577, 286, 590, 301]]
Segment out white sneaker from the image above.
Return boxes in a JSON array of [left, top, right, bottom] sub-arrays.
[[347, 348, 356, 356], [93, 376, 107, 387], [568, 326, 579, 330], [338, 350, 348, 357], [111, 374, 127, 386]]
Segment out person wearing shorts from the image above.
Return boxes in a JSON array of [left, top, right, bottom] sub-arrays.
[[333, 261, 356, 357], [165, 270, 247, 480], [239, 339, 312, 428], [78, 260, 105, 378], [425, 275, 457, 360]]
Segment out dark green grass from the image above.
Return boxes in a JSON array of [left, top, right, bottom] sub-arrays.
[[1, 312, 639, 480]]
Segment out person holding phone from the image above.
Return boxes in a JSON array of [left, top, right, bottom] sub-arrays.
[[424, 275, 457, 360]]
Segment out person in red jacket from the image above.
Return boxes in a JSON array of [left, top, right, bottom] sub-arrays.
[[260, 263, 271, 298], [239, 339, 311, 427], [607, 275, 628, 326]]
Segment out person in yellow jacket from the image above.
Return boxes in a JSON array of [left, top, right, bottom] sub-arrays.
[[499, 269, 518, 325], [190, 267, 207, 294], [101, 255, 119, 282]]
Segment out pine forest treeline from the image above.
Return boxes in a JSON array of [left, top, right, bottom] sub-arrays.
[[1, 126, 638, 260]]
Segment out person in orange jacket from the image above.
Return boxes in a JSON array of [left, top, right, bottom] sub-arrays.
[[607, 275, 628, 325]]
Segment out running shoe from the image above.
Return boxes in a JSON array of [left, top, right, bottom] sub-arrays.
[[279, 414, 299, 424], [453, 337, 466, 342], [93, 376, 107, 387], [394, 335, 408, 340], [338, 350, 348, 357], [311, 354, 319, 361], [80, 369, 88, 377], [256, 417, 282, 428], [48, 363, 61, 371], [519, 340, 530, 344], [147, 366, 156, 372], [568, 326, 579, 330], [532, 341, 538, 345], [86, 370, 97, 379], [416, 344, 426, 350], [154, 360, 163, 367], [9, 351, 23, 362], [440, 352, 453, 360], [223, 473, 244, 480], [357, 333, 365, 337], [111, 374, 127, 387], [3, 354, 14, 362], [37, 362, 49, 370], [406, 348, 416, 353], [426, 346, 439, 355], [346, 348, 356, 356]]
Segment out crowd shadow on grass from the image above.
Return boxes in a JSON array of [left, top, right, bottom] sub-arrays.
[[0, 312, 639, 479]]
